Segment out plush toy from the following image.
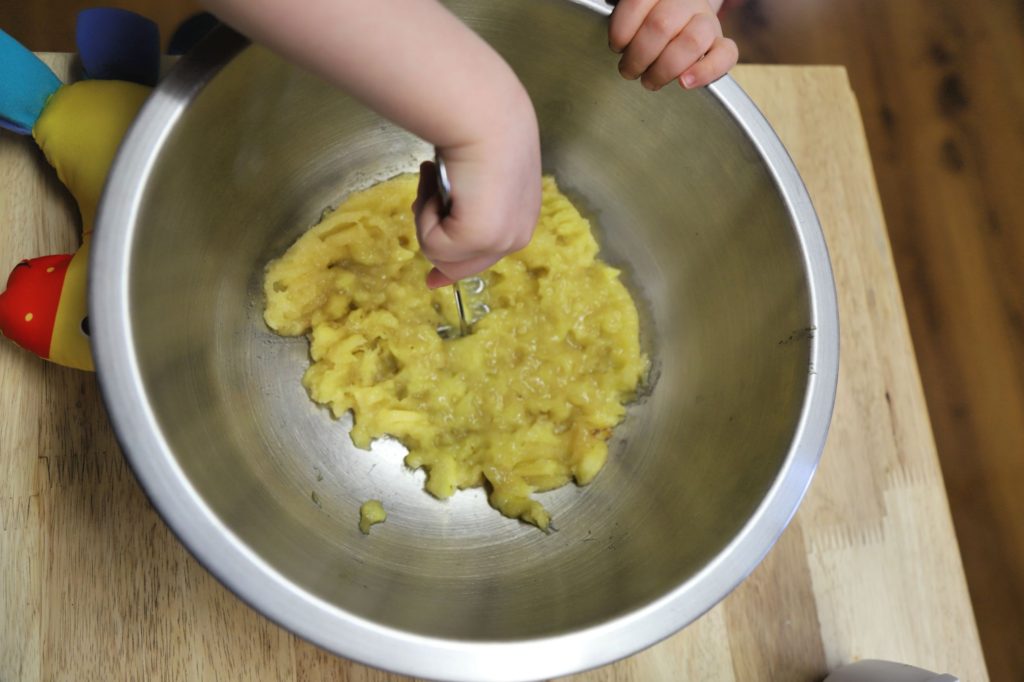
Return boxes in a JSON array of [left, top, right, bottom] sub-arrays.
[[0, 9, 160, 370]]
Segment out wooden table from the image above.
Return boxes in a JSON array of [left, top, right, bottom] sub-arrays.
[[0, 59, 989, 681]]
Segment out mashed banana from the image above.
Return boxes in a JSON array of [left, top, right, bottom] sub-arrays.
[[264, 175, 647, 530], [358, 500, 386, 534]]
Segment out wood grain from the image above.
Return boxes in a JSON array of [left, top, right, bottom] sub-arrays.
[[721, 6, 1024, 679], [0, 58, 988, 681]]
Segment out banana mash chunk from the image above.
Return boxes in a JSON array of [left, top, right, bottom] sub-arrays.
[[358, 500, 387, 534], [264, 175, 647, 530]]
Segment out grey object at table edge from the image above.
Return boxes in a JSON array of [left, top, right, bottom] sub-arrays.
[[825, 660, 960, 682], [90, 0, 840, 680]]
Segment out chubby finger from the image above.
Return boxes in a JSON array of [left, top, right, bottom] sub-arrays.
[[425, 253, 504, 288], [417, 201, 533, 267], [608, 0, 659, 54], [640, 12, 718, 90], [413, 163, 518, 265], [413, 166, 488, 265], [618, 0, 698, 81], [417, 217, 501, 266], [680, 36, 738, 89]]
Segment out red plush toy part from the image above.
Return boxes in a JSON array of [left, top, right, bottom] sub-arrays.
[[0, 254, 73, 360]]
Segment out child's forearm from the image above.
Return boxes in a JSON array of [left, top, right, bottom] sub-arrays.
[[202, 0, 531, 149]]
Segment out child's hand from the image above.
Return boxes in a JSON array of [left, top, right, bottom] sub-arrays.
[[203, 0, 542, 288], [413, 91, 541, 289], [609, 0, 738, 91]]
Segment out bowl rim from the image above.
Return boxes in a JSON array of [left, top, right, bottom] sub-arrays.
[[91, 3, 839, 680]]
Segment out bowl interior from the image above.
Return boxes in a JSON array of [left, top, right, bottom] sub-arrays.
[[123, 0, 812, 640]]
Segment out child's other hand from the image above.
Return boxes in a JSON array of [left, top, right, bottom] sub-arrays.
[[412, 91, 541, 289], [609, 0, 738, 91]]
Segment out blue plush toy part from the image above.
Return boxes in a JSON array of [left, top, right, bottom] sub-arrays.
[[76, 8, 160, 87], [168, 12, 219, 56], [0, 29, 62, 135]]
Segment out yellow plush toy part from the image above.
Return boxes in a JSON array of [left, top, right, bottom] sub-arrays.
[[34, 81, 149, 370], [0, 10, 157, 370], [34, 80, 151, 239]]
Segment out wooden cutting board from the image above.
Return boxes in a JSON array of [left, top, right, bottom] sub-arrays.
[[0, 58, 989, 681]]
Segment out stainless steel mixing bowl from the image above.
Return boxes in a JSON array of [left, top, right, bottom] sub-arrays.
[[91, 1, 838, 679]]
